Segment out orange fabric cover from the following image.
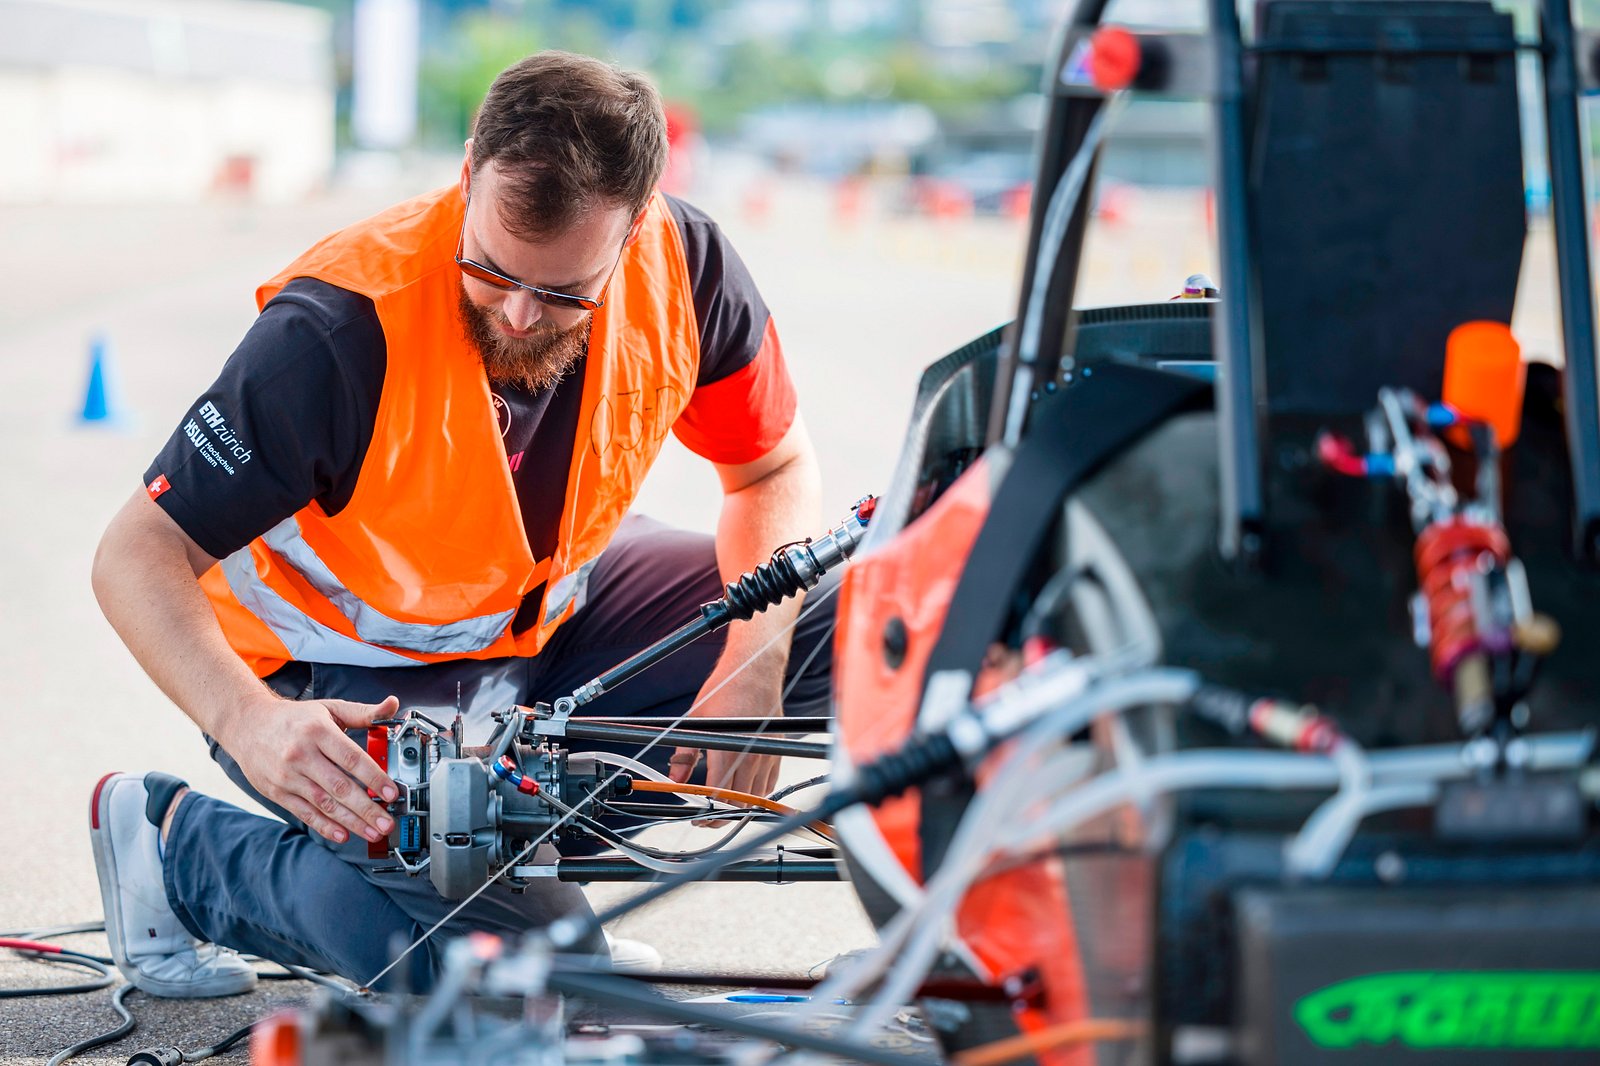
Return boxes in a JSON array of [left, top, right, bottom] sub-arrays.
[[834, 458, 995, 881], [834, 457, 1092, 1065]]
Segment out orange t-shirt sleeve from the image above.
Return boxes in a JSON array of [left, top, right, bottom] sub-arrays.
[[673, 317, 797, 465]]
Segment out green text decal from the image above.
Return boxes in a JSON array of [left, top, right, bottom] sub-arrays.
[[1295, 972, 1600, 1050]]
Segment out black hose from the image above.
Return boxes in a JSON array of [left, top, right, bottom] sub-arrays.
[[0, 948, 116, 998], [582, 716, 834, 733], [770, 774, 830, 802], [184, 1022, 254, 1062], [557, 857, 842, 882], [0, 922, 105, 939], [47, 983, 136, 1066]]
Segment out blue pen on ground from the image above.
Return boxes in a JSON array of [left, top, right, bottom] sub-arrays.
[[727, 994, 809, 1003]]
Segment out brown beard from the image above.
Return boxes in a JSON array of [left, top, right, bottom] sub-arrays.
[[457, 283, 591, 392]]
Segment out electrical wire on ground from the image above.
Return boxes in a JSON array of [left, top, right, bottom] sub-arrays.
[[45, 983, 136, 1066], [0, 939, 115, 998], [3, 925, 359, 1066]]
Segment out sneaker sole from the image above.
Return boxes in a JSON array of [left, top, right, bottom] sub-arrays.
[[89, 772, 131, 976]]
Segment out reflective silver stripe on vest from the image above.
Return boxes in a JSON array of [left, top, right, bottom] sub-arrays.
[[543, 557, 597, 625], [220, 549, 420, 667], [258, 517, 516, 655]]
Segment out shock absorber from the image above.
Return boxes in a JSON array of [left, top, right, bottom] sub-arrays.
[[554, 497, 876, 714], [1317, 366, 1560, 741], [1414, 517, 1512, 734]]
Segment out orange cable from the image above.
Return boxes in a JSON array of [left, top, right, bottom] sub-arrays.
[[629, 779, 836, 842], [951, 1018, 1147, 1066]]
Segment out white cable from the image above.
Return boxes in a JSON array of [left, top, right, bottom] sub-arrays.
[[811, 707, 1102, 1009], [1285, 781, 1438, 879], [847, 744, 1339, 1039], [1000, 752, 1339, 855], [1009, 733, 1598, 859], [1003, 95, 1127, 446], [1281, 739, 1371, 879], [964, 661, 1189, 755], [836, 719, 1578, 1037], [838, 750, 1332, 1040], [840, 741, 1103, 1039], [584, 752, 710, 801]]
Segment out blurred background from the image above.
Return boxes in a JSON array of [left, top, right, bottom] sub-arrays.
[[0, 0, 1216, 204]]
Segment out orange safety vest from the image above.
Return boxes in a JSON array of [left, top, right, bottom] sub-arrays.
[[199, 186, 700, 677]]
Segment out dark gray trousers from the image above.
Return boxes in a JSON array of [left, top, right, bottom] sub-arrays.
[[162, 516, 840, 990]]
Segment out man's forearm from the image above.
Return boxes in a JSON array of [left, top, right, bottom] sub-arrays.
[[709, 447, 823, 699], [95, 491, 399, 843], [92, 493, 277, 746]]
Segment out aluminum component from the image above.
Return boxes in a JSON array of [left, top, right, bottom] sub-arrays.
[[429, 758, 495, 900]]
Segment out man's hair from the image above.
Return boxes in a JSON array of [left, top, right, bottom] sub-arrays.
[[471, 51, 668, 239]]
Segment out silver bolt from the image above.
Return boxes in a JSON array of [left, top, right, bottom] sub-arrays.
[[1375, 851, 1407, 883]]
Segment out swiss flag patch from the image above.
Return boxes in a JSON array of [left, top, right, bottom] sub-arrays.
[[146, 475, 171, 501]]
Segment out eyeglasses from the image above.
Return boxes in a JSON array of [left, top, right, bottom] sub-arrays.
[[454, 194, 627, 312]]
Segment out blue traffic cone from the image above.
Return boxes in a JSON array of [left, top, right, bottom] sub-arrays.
[[78, 332, 126, 427]]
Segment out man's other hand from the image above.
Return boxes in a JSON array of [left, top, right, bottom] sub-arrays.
[[219, 695, 401, 844], [670, 671, 783, 801]]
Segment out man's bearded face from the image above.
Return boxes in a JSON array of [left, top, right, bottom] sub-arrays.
[[457, 283, 590, 392]]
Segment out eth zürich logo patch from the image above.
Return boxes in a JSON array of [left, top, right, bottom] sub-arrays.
[[1295, 971, 1600, 1051]]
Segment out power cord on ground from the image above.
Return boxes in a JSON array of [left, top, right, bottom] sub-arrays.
[[46, 983, 136, 1066], [0, 938, 116, 997], [124, 1019, 252, 1066], [3, 922, 352, 1066]]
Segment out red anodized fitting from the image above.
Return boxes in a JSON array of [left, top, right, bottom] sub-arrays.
[[1315, 431, 1372, 478], [366, 727, 392, 859], [1089, 27, 1143, 91], [1414, 518, 1511, 683], [498, 756, 540, 795]]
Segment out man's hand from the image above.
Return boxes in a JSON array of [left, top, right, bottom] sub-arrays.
[[217, 694, 401, 845], [670, 668, 784, 800]]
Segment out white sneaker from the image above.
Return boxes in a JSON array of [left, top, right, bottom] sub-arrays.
[[604, 931, 663, 972], [90, 772, 258, 998]]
